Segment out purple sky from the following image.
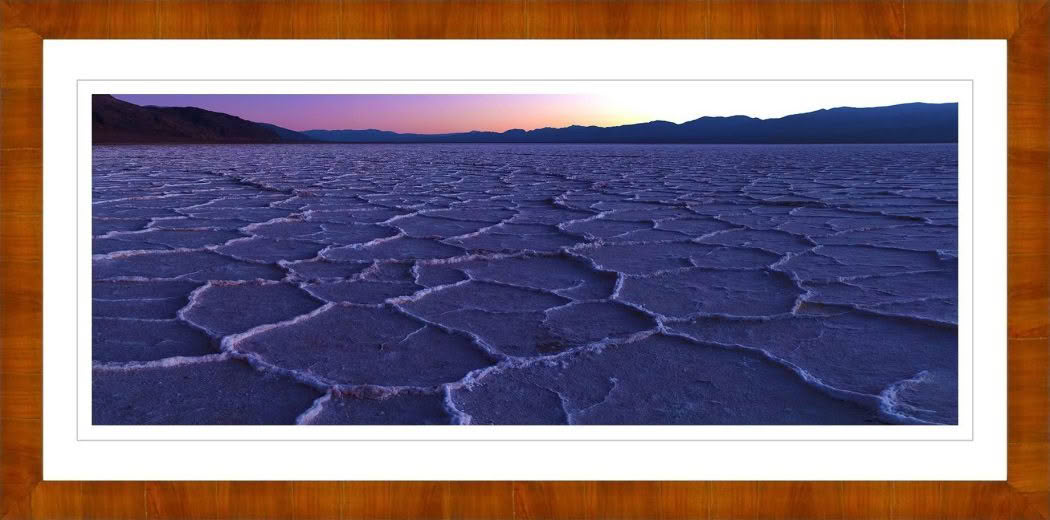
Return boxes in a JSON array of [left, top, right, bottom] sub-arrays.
[[113, 90, 956, 134], [113, 94, 619, 134]]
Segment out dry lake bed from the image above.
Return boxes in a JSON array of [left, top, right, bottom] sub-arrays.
[[91, 143, 958, 425]]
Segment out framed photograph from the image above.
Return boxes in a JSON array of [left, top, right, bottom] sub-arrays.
[[2, 1, 1047, 518]]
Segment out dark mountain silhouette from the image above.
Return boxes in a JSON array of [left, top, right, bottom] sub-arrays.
[[91, 95, 312, 144], [93, 95, 957, 145], [256, 123, 316, 142], [304, 103, 957, 144]]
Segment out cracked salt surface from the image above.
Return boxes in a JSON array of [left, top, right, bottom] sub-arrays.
[[92, 143, 958, 425]]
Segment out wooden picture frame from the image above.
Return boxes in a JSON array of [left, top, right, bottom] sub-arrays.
[[1, 1, 1046, 518]]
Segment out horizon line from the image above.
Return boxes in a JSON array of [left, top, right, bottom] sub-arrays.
[[107, 94, 957, 135], [297, 101, 958, 135]]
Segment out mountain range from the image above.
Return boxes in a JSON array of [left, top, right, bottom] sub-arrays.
[[92, 94, 958, 145]]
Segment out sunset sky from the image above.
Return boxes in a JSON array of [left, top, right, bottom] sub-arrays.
[[114, 88, 958, 134]]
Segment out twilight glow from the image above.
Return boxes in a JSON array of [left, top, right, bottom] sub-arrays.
[[114, 87, 957, 134]]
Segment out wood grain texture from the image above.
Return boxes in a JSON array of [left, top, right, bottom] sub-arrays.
[[840, 482, 894, 519], [343, 481, 449, 519], [388, 0, 479, 38], [342, 0, 396, 38], [904, 0, 1022, 38], [448, 482, 514, 519], [1, 0, 1047, 519], [0, 7, 44, 520], [80, 482, 146, 520], [708, 0, 834, 38], [477, 1, 528, 38], [290, 481, 344, 519], [832, 0, 905, 38], [144, 482, 224, 520], [513, 481, 599, 519], [1010, 339, 1050, 444]]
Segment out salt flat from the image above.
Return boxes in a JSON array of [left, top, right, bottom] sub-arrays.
[[91, 143, 958, 425]]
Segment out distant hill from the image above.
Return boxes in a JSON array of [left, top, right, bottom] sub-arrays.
[[304, 103, 958, 144], [256, 123, 316, 142], [93, 96, 957, 145], [91, 95, 312, 144]]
